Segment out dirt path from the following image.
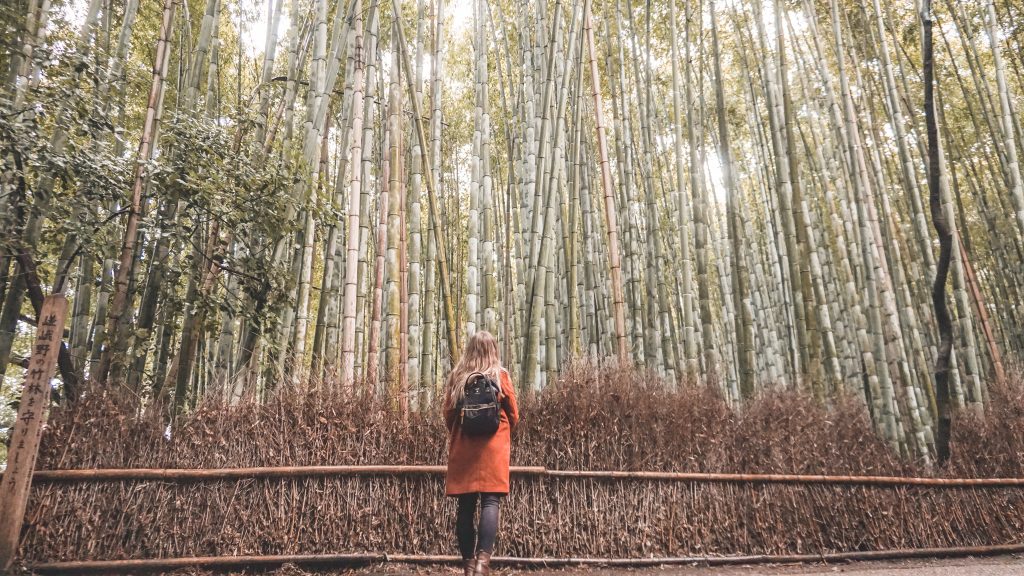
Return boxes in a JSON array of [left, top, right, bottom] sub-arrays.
[[178, 555, 1024, 576], [508, 556, 1024, 575]]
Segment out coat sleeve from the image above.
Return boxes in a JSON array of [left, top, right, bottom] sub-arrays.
[[500, 370, 520, 430], [443, 401, 458, 433]]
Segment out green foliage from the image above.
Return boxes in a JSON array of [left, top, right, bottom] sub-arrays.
[[151, 113, 302, 330]]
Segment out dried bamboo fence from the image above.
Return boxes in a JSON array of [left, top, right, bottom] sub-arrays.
[[16, 366, 1024, 569], [17, 465, 1024, 568]]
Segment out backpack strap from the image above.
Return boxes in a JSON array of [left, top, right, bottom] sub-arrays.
[[464, 371, 501, 398]]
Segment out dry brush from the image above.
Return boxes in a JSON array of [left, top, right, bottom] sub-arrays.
[[18, 365, 1024, 564]]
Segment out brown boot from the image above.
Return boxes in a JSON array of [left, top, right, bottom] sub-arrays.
[[472, 551, 492, 576], [462, 558, 475, 576]]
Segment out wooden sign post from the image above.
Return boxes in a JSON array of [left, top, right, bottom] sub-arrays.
[[0, 295, 68, 572]]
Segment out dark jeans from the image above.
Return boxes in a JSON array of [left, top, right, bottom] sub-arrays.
[[455, 492, 502, 560]]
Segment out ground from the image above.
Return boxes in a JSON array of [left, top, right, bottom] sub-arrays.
[[158, 555, 1023, 576]]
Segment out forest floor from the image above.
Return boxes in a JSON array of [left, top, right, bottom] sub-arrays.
[[150, 555, 1024, 576]]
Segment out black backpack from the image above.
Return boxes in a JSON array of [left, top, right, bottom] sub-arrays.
[[459, 372, 501, 436]]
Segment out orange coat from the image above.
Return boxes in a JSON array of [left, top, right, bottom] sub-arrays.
[[444, 369, 520, 495]]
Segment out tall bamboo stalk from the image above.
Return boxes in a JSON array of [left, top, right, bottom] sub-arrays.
[[95, 0, 176, 385], [583, 0, 627, 364]]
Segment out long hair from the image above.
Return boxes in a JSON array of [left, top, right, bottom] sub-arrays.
[[444, 331, 503, 410]]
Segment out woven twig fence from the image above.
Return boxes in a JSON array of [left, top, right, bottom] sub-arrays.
[[18, 466, 1024, 565], [21, 366, 1024, 569]]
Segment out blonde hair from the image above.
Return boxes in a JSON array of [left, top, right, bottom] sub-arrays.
[[444, 331, 503, 410]]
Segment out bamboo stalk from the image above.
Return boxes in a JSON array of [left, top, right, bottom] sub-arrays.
[[542, 470, 1024, 486], [21, 465, 538, 481], [16, 466, 1024, 487], [583, 0, 627, 364], [389, 0, 460, 361], [958, 236, 1006, 386], [94, 0, 175, 385]]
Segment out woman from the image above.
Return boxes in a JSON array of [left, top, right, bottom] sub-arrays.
[[443, 331, 520, 576]]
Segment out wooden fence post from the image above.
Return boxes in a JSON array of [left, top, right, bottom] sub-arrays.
[[0, 295, 68, 572]]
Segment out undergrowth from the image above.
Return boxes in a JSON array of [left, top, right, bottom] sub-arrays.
[[37, 361, 1024, 477]]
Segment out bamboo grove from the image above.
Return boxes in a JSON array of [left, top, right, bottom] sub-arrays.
[[1, 0, 1022, 463]]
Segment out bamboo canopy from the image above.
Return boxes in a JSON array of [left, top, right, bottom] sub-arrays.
[[1, 0, 1023, 462]]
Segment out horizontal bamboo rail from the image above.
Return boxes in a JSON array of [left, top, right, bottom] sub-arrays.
[[543, 469, 1024, 486], [27, 544, 1024, 574], [17, 465, 1024, 487], [27, 465, 542, 482]]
